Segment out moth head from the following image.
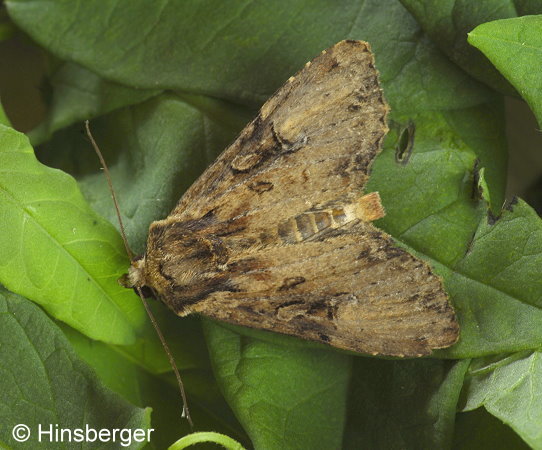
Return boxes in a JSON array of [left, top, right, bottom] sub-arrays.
[[118, 257, 146, 288], [118, 256, 154, 297]]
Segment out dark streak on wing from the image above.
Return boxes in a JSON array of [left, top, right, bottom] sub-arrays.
[[170, 276, 240, 313]]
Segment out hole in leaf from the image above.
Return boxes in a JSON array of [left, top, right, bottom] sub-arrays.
[[394, 120, 415, 165]]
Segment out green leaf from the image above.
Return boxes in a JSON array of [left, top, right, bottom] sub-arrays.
[[0, 7, 15, 42], [400, 0, 518, 94], [37, 93, 251, 255], [0, 123, 145, 345], [62, 322, 249, 449], [28, 62, 160, 146], [444, 200, 542, 357], [203, 322, 350, 450], [469, 15, 542, 127], [6, 0, 492, 110], [443, 99, 508, 212], [454, 408, 530, 449], [0, 99, 10, 127], [168, 432, 245, 450], [460, 351, 542, 448], [369, 110, 494, 268], [0, 287, 151, 449], [515, 0, 542, 15], [344, 358, 470, 449]]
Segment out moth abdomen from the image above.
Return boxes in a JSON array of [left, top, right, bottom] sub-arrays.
[[277, 207, 350, 243], [277, 192, 385, 244]]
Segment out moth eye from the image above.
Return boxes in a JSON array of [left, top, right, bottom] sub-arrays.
[[137, 285, 155, 298], [118, 273, 131, 288]]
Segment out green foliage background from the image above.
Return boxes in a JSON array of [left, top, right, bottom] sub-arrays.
[[0, 0, 541, 448]]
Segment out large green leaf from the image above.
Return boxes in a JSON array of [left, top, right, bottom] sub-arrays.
[[28, 62, 159, 146], [62, 321, 249, 449], [437, 199, 542, 358], [399, 0, 519, 94], [344, 358, 470, 449], [0, 124, 144, 345], [469, 15, 542, 127], [6, 0, 492, 110], [203, 322, 350, 450], [461, 351, 542, 449], [454, 408, 530, 449], [515, 0, 542, 14], [0, 287, 151, 449], [367, 113, 541, 358]]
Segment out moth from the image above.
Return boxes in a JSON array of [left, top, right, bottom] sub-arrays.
[[124, 40, 459, 357]]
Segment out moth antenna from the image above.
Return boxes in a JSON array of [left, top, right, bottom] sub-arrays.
[[84, 120, 134, 261], [85, 121, 193, 428], [136, 286, 193, 429]]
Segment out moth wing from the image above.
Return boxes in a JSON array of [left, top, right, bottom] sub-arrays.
[[188, 222, 458, 357], [142, 40, 459, 356], [171, 40, 388, 225]]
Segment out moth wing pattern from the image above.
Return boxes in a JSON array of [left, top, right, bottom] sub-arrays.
[[190, 222, 458, 357], [172, 39, 387, 221], [141, 40, 459, 357]]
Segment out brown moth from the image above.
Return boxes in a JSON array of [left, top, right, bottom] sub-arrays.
[[125, 40, 459, 357]]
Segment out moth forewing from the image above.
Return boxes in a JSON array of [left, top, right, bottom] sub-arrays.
[[127, 40, 459, 357]]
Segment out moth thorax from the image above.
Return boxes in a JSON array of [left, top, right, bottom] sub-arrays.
[[127, 258, 146, 288]]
